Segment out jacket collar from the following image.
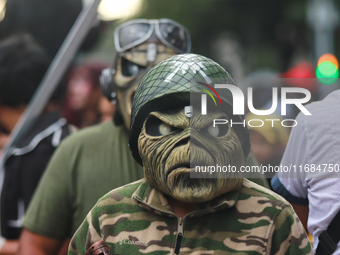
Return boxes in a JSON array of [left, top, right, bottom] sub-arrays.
[[132, 180, 241, 217], [14, 111, 63, 148]]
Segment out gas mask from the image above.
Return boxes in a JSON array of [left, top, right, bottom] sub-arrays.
[[100, 19, 191, 129], [114, 43, 178, 128]]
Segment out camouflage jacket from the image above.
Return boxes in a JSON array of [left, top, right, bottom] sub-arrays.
[[68, 179, 312, 255]]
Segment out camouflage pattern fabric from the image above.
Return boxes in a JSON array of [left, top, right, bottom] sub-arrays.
[[68, 178, 312, 255]]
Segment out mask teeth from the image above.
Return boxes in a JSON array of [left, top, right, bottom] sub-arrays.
[[184, 106, 193, 118], [147, 43, 157, 62]]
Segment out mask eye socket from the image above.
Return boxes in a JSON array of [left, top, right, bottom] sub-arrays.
[[146, 116, 177, 136], [121, 57, 146, 77], [204, 123, 229, 137]]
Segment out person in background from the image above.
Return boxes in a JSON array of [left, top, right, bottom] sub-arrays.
[[17, 18, 191, 255], [271, 89, 340, 255], [0, 33, 73, 254], [62, 62, 107, 129]]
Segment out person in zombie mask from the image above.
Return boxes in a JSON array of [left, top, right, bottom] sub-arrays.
[[68, 54, 312, 255], [17, 19, 191, 255], [99, 19, 190, 129]]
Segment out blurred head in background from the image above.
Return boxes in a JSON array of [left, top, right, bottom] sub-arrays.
[[100, 18, 191, 130], [62, 62, 108, 128], [0, 33, 50, 133]]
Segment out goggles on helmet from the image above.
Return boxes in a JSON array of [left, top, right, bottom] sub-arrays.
[[114, 19, 191, 54]]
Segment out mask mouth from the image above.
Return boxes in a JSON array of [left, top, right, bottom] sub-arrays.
[[165, 161, 190, 180], [168, 163, 191, 174], [166, 159, 217, 179]]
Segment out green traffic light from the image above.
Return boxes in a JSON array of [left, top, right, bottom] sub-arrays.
[[316, 61, 339, 85]]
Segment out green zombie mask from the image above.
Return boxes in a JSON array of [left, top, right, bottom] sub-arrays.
[[138, 108, 245, 202], [129, 54, 250, 202]]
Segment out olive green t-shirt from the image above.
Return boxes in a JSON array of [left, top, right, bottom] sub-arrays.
[[23, 121, 144, 239]]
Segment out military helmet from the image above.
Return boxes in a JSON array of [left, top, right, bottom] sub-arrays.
[[129, 53, 250, 165]]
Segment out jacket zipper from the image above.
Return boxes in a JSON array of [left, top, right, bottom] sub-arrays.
[[174, 217, 183, 254], [134, 197, 185, 254], [134, 196, 225, 255]]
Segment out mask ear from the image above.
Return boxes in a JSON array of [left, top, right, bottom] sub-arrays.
[[100, 67, 117, 102]]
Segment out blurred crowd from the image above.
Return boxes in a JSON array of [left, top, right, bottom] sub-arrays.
[[0, 60, 115, 151]]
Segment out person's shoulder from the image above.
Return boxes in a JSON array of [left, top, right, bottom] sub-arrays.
[[303, 89, 340, 116], [60, 122, 125, 147], [239, 179, 292, 209], [290, 90, 340, 134], [69, 121, 114, 139], [94, 179, 144, 209]]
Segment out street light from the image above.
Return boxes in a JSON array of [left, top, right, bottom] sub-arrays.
[[83, 0, 143, 21], [0, 0, 6, 21]]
